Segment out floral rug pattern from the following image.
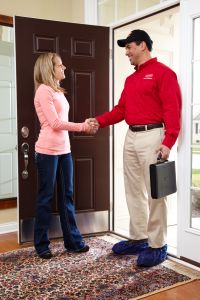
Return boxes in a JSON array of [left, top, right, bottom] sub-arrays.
[[0, 237, 191, 299]]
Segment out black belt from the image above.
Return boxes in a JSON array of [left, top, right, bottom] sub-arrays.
[[129, 123, 163, 132]]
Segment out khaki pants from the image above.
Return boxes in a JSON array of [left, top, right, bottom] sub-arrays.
[[123, 127, 167, 248]]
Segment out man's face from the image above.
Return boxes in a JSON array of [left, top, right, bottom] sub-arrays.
[[125, 42, 142, 66]]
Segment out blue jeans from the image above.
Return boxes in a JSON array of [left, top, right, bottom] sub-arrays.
[[34, 152, 85, 255]]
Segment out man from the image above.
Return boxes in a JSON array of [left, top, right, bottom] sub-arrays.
[[88, 29, 181, 267]]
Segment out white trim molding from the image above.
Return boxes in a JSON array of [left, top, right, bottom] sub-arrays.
[[0, 222, 17, 234], [84, 0, 98, 25]]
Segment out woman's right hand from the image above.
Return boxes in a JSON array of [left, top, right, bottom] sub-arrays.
[[84, 118, 99, 134]]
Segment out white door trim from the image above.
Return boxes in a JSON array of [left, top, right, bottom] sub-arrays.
[[177, 0, 200, 263]]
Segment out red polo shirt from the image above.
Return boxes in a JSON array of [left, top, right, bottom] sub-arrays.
[[96, 58, 181, 149]]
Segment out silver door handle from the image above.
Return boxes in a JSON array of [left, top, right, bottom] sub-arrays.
[[21, 142, 29, 179]]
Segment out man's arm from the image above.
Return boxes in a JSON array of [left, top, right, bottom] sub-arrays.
[[159, 70, 182, 150], [95, 89, 126, 127]]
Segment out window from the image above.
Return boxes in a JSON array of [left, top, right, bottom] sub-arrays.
[[98, 0, 171, 25], [191, 17, 200, 229]]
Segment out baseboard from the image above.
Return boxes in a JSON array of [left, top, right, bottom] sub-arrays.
[[0, 222, 17, 234]]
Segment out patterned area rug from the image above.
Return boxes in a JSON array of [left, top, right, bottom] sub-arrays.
[[0, 237, 196, 299]]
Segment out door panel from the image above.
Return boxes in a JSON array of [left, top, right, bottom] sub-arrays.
[[15, 16, 109, 242]]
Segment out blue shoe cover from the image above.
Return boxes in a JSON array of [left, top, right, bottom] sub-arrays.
[[137, 244, 168, 267], [112, 240, 148, 255]]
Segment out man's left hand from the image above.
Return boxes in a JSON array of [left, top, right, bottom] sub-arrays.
[[156, 144, 170, 160]]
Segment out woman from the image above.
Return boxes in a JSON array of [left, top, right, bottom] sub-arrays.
[[33, 52, 95, 259]]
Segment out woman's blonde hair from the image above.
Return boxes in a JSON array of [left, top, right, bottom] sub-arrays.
[[34, 52, 65, 93]]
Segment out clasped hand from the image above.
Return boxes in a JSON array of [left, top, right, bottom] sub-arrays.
[[84, 118, 99, 134]]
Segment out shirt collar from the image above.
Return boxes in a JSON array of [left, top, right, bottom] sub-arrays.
[[134, 57, 157, 71]]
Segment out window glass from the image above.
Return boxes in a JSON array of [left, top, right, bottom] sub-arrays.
[[193, 17, 200, 60], [117, 0, 136, 20], [98, 0, 115, 25], [98, 0, 168, 25], [191, 18, 200, 230], [0, 25, 17, 200], [138, 0, 160, 11], [192, 62, 200, 104]]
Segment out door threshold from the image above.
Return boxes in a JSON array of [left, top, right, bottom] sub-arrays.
[[167, 256, 200, 273]]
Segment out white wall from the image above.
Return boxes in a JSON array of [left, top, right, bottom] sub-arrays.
[[0, 0, 85, 23]]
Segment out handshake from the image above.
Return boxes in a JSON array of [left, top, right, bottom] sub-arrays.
[[84, 118, 99, 134]]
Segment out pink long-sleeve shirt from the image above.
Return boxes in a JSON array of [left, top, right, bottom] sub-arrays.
[[34, 84, 87, 155]]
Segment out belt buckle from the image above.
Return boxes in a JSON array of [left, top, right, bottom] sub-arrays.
[[145, 125, 148, 131]]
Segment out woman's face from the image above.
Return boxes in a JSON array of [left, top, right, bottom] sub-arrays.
[[53, 56, 66, 81]]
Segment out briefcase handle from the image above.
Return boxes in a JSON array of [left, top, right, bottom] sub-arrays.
[[157, 152, 168, 164]]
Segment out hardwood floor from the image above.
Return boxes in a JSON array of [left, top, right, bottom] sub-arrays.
[[144, 280, 200, 300], [0, 231, 31, 253], [0, 232, 199, 299]]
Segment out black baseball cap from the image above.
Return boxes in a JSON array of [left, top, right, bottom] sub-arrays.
[[117, 29, 153, 51]]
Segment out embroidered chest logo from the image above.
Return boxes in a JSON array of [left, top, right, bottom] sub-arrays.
[[143, 73, 153, 80]]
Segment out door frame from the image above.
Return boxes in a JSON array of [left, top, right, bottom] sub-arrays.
[[113, 4, 179, 247], [177, 0, 200, 265], [0, 15, 18, 234], [108, 0, 200, 265], [101, 0, 181, 238]]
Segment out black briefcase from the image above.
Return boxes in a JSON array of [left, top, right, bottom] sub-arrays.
[[150, 158, 177, 199]]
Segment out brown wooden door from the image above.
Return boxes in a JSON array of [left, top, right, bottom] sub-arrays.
[[15, 16, 109, 243]]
